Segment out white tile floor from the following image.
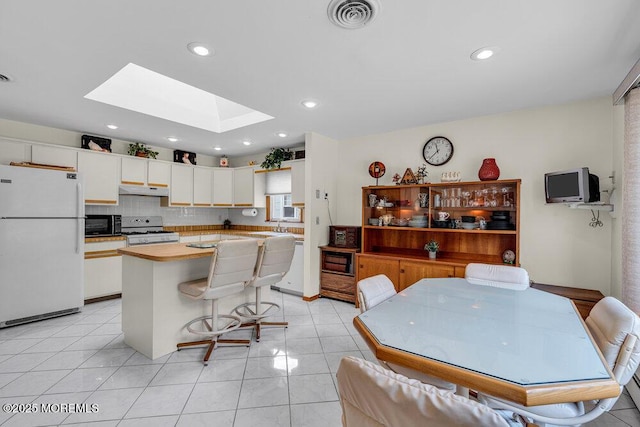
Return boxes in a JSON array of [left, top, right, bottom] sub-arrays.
[[0, 290, 639, 427]]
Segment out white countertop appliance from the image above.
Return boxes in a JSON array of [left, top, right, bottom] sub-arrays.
[[0, 165, 85, 328], [121, 216, 179, 246]]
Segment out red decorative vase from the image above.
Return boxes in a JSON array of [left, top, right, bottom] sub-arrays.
[[478, 158, 500, 181]]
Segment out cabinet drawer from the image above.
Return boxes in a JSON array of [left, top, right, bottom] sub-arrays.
[[321, 272, 356, 295]]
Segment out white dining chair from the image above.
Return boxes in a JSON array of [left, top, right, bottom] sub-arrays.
[[465, 263, 530, 290], [233, 235, 295, 341], [336, 356, 515, 427], [176, 239, 259, 365], [357, 274, 457, 391], [478, 296, 640, 427]]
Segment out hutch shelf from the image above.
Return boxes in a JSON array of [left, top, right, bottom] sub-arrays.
[[357, 179, 521, 291]]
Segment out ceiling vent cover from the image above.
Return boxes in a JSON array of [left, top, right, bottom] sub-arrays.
[[328, 0, 380, 29], [0, 74, 11, 82]]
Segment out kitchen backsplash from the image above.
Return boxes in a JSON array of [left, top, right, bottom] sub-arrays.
[[85, 195, 227, 226]]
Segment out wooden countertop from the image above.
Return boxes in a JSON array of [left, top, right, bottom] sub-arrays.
[[177, 230, 304, 241], [118, 238, 264, 262], [85, 236, 126, 243]]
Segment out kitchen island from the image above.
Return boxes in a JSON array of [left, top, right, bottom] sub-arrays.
[[118, 239, 261, 359]]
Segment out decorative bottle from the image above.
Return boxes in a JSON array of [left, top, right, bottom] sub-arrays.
[[478, 158, 500, 181]]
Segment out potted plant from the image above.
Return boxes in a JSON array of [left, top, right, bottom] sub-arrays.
[[128, 143, 159, 159], [261, 147, 293, 170], [424, 239, 439, 259]]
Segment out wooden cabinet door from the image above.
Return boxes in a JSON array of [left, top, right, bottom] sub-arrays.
[[78, 151, 119, 205], [399, 260, 457, 291], [213, 168, 233, 206], [121, 157, 147, 185], [356, 254, 399, 290], [193, 167, 213, 206]]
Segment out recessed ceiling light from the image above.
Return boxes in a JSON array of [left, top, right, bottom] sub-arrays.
[[301, 100, 318, 109], [243, 140, 252, 146], [106, 124, 118, 130], [167, 137, 178, 142], [214, 146, 222, 151], [276, 132, 288, 138], [187, 42, 212, 57], [470, 47, 499, 61]]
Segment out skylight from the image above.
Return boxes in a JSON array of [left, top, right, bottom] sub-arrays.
[[84, 63, 273, 133]]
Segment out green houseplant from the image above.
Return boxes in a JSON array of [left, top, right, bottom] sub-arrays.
[[424, 239, 439, 259], [128, 143, 159, 159], [261, 147, 293, 170]]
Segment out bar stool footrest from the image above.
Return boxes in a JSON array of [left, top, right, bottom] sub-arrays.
[[233, 301, 281, 321]]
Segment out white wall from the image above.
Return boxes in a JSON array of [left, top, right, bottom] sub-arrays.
[[303, 132, 339, 298], [335, 97, 615, 293]]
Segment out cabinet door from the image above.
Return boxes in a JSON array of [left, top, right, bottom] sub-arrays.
[[193, 167, 213, 206], [148, 161, 171, 187], [233, 166, 254, 206], [32, 144, 77, 169], [84, 240, 125, 299], [0, 138, 30, 165], [291, 160, 305, 206], [121, 157, 147, 185], [78, 151, 119, 205], [356, 254, 399, 290], [213, 168, 234, 206], [179, 235, 200, 243], [399, 260, 457, 291], [170, 164, 193, 206]]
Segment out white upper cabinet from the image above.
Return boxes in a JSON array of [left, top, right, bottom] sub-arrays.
[[0, 138, 31, 165], [170, 164, 193, 206], [290, 159, 305, 206], [213, 168, 234, 206], [78, 150, 120, 205], [233, 166, 266, 207], [193, 166, 213, 207], [233, 166, 255, 207], [148, 161, 171, 188], [32, 144, 78, 169], [121, 157, 148, 185]]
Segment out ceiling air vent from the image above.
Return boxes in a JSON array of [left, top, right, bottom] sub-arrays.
[[328, 0, 380, 29], [0, 74, 11, 82]]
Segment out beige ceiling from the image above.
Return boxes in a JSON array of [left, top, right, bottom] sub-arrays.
[[1, 0, 639, 156]]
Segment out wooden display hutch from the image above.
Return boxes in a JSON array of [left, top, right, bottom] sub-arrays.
[[357, 179, 520, 291]]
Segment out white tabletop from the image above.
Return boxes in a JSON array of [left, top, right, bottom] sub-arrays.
[[357, 278, 610, 386]]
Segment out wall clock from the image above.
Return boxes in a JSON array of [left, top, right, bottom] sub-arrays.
[[423, 136, 454, 166]]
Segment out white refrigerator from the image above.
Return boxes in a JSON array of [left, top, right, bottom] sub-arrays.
[[0, 165, 85, 327]]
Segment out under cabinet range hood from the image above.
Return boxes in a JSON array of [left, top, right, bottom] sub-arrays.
[[118, 185, 169, 197]]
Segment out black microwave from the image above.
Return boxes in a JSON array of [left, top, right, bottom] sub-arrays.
[[85, 214, 122, 237]]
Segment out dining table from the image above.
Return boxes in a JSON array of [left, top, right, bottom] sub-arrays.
[[353, 278, 621, 406]]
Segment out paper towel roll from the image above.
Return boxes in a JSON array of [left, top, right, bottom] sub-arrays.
[[242, 208, 258, 217]]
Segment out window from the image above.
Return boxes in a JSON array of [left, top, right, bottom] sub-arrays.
[[269, 194, 301, 221]]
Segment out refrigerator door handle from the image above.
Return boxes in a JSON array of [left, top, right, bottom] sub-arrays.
[[76, 182, 84, 254]]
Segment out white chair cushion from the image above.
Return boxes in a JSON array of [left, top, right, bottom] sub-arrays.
[[251, 235, 295, 288], [357, 274, 397, 312], [465, 263, 530, 290], [337, 356, 510, 427], [386, 361, 457, 392], [586, 296, 640, 385]]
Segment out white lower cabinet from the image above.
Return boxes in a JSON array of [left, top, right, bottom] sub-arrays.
[[84, 240, 125, 300], [179, 235, 201, 243], [200, 233, 220, 242]]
